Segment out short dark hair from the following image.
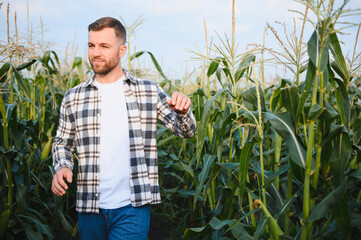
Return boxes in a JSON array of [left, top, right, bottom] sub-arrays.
[[88, 17, 127, 44]]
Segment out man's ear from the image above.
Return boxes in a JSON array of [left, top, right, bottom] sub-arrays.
[[119, 44, 127, 58]]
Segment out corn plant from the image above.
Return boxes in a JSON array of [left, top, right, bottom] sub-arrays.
[[154, 0, 361, 239]]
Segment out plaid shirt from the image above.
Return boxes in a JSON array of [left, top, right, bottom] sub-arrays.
[[52, 69, 196, 213]]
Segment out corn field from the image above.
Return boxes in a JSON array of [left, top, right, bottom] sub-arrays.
[[1, 0, 361, 239]]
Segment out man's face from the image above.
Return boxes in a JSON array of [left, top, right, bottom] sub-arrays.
[[88, 28, 126, 75]]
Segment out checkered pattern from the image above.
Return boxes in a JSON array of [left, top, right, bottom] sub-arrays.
[[52, 69, 196, 213]]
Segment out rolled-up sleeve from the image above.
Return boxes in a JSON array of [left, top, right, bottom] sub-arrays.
[[156, 84, 196, 138], [52, 97, 75, 172]]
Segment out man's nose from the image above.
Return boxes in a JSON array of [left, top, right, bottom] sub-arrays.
[[92, 46, 101, 57]]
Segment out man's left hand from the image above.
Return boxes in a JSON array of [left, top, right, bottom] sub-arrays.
[[167, 92, 191, 115]]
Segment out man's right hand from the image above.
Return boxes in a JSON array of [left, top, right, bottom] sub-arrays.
[[51, 167, 73, 196]]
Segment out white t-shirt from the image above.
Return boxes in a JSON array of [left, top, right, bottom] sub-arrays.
[[93, 76, 131, 209]]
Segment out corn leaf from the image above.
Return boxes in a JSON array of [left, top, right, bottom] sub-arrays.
[[253, 217, 269, 240], [296, 61, 316, 122], [238, 141, 255, 200], [330, 132, 351, 185], [307, 180, 347, 222], [331, 78, 351, 128], [280, 85, 299, 121], [307, 104, 324, 121], [207, 57, 223, 78], [330, 32, 348, 82], [18, 215, 53, 238], [193, 154, 216, 209], [263, 112, 308, 170], [235, 54, 255, 82], [16, 59, 37, 71], [196, 89, 227, 165], [229, 221, 253, 240], [0, 209, 10, 238], [242, 86, 267, 112], [307, 29, 330, 72], [129, 50, 169, 84], [334, 196, 352, 239]]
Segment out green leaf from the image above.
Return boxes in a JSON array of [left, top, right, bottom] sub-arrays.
[[209, 217, 236, 230], [0, 95, 6, 122], [307, 180, 347, 222], [321, 123, 343, 147], [214, 187, 236, 219], [334, 196, 351, 239], [263, 112, 308, 169], [255, 200, 284, 238], [216, 162, 239, 171], [242, 86, 267, 112], [179, 160, 196, 180], [330, 132, 351, 185], [253, 217, 269, 240], [238, 141, 255, 200], [352, 118, 361, 144], [229, 221, 253, 240], [270, 79, 291, 112], [25, 226, 43, 240], [330, 32, 348, 82], [41, 50, 51, 65], [235, 54, 255, 82], [264, 164, 289, 188], [307, 28, 330, 72], [57, 209, 73, 236], [350, 166, 361, 180], [184, 226, 210, 239], [0, 209, 10, 237], [10, 64, 31, 101], [216, 111, 241, 161], [270, 87, 281, 112], [129, 51, 169, 85], [15, 184, 27, 214], [193, 154, 217, 209], [158, 135, 177, 146], [222, 59, 233, 82], [71, 56, 82, 71], [16, 59, 37, 71], [319, 102, 338, 120], [207, 57, 223, 78], [280, 85, 299, 120], [129, 51, 146, 60], [0, 62, 11, 82], [216, 68, 225, 88], [275, 189, 301, 219], [30, 172, 46, 190], [196, 89, 228, 165], [18, 215, 53, 238], [296, 61, 316, 122], [307, 104, 324, 121], [331, 78, 350, 128]]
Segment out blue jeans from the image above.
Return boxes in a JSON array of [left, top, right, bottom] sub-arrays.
[[78, 204, 150, 240]]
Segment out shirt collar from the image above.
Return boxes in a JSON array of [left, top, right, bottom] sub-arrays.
[[84, 68, 136, 87]]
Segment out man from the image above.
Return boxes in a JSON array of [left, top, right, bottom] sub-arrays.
[[51, 17, 196, 240]]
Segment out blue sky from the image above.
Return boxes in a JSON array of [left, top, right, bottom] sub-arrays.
[[1, 0, 360, 80]]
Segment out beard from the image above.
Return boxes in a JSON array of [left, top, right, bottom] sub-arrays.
[[90, 57, 120, 75]]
